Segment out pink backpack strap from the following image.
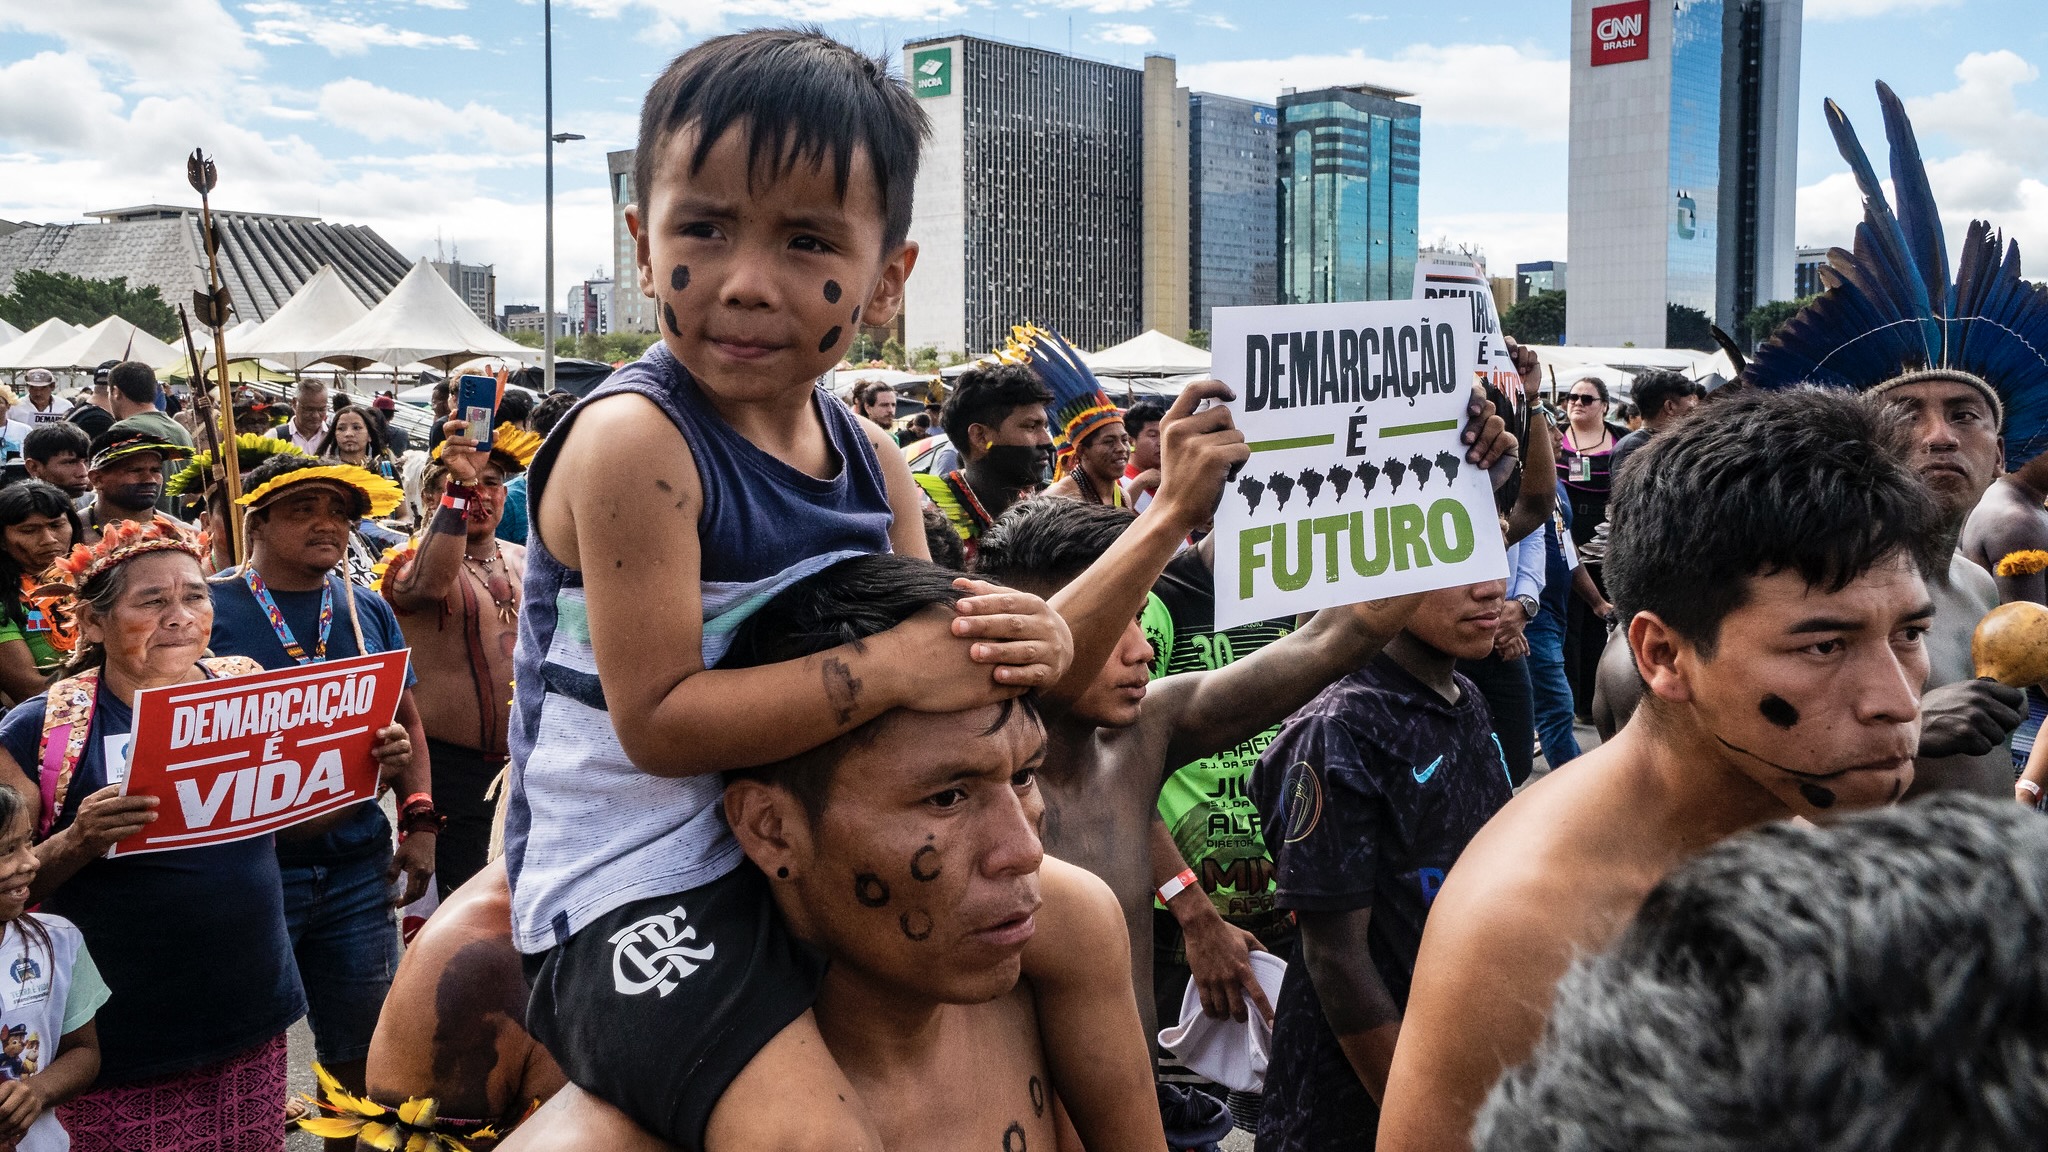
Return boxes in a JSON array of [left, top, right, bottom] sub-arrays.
[[34, 669, 99, 840]]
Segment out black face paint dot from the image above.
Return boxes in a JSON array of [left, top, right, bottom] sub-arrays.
[[1028, 1076, 1045, 1117], [1799, 782, 1837, 809], [854, 873, 891, 908], [1759, 694, 1800, 729], [899, 909, 934, 941], [662, 301, 681, 337], [670, 265, 689, 292], [910, 845, 941, 882], [1003, 1121, 1027, 1152], [818, 326, 842, 354], [850, 305, 860, 326], [823, 279, 842, 304]]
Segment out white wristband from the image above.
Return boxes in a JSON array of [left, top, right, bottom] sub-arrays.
[[2020, 779, 2041, 799], [1157, 868, 1197, 905]]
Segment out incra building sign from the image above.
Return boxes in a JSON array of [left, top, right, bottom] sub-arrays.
[[1590, 0, 1649, 66]]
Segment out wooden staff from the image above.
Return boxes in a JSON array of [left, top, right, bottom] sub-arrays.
[[186, 148, 244, 563], [174, 305, 227, 502]]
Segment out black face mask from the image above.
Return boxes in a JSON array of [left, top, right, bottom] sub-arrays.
[[977, 443, 1051, 488], [106, 482, 161, 512]]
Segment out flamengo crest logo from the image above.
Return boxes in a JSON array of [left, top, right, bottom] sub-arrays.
[[610, 906, 716, 997], [1590, 0, 1650, 66]]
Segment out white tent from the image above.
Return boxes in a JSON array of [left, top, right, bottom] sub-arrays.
[[1086, 329, 1212, 377], [316, 260, 533, 372], [1527, 345, 1735, 399], [0, 319, 20, 345], [33, 316, 180, 370], [0, 318, 83, 370], [231, 264, 373, 371]]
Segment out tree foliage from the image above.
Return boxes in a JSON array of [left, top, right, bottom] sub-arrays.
[[879, 337, 905, 368], [1665, 303, 1715, 352], [1502, 290, 1566, 345], [848, 331, 880, 363], [1739, 296, 1816, 346], [0, 269, 179, 340], [1185, 329, 1210, 350]]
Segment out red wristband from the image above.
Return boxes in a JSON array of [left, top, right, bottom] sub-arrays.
[[403, 792, 433, 810], [440, 493, 469, 511], [1157, 868, 1198, 904]]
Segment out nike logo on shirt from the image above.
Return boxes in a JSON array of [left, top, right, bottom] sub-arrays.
[[1412, 756, 1443, 785]]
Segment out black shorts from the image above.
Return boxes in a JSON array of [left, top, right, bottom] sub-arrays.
[[523, 864, 826, 1151]]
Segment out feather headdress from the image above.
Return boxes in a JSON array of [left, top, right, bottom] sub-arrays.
[[237, 460, 405, 519], [999, 325, 1121, 480], [1743, 81, 2048, 467], [165, 434, 308, 501], [431, 422, 543, 473], [37, 517, 207, 598], [296, 1063, 514, 1151]]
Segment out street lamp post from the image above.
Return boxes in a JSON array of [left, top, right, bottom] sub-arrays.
[[542, 0, 584, 395]]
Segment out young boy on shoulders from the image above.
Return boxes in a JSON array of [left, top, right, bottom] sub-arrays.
[[506, 28, 1158, 1152]]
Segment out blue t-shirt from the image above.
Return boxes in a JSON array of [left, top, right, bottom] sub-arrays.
[[1248, 655, 1513, 1152], [496, 473, 529, 545], [207, 572, 414, 864], [0, 685, 305, 1084]]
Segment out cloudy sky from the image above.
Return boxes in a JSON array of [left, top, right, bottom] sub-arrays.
[[2, 0, 2045, 316]]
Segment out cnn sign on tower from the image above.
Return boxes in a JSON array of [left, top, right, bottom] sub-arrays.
[[1591, 0, 1650, 66]]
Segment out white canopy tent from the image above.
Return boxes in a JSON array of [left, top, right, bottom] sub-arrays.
[[230, 264, 373, 371], [1526, 345, 1735, 401], [0, 318, 83, 370], [1086, 329, 1212, 377], [0, 319, 20, 345], [34, 316, 180, 370], [315, 260, 533, 373]]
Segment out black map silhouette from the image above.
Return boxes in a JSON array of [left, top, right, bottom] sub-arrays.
[[1326, 463, 1353, 501], [1268, 471, 1296, 511], [1434, 450, 1461, 485], [1384, 457, 1408, 493], [1237, 474, 1266, 515], [1296, 467, 1325, 506], [1409, 453, 1433, 487], [1354, 460, 1381, 498]]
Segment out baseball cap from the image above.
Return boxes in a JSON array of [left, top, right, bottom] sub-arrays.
[[89, 420, 192, 471]]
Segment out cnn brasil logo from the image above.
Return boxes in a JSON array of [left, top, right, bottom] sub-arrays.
[[912, 48, 952, 98], [1590, 0, 1649, 66]]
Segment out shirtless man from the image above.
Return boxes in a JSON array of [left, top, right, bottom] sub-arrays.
[[382, 424, 532, 897], [501, 554, 1108, 1152], [1375, 388, 1946, 1152], [363, 861, 565, 1148], [1961, 449, 2048, 604]]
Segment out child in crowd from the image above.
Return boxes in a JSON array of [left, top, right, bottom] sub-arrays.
[[503, 27, 1157, 1152], [0, 783, 109, 1151]]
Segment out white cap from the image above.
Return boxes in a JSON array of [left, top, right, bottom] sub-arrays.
[[1156, 949, 1287, 1093]]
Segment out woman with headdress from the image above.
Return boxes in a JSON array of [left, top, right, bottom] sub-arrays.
[[0, 519, 414, 1151], [0, 483, 81, 703], [1008, 325, 1132, 508]]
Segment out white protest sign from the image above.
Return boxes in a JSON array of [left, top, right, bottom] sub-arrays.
[[1209, 300, 1510, 630], [1413, 259, 1522, 401]]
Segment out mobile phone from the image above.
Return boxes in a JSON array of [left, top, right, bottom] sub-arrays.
[[456, 374, 499, 443]]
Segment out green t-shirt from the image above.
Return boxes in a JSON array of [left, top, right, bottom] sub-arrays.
[[1145, 553, 1295, 934], [117, 410, 194, 450], [0, 611, 61, 674]]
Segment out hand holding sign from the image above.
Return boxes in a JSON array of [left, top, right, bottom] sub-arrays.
[[70, 785, 157, 856]]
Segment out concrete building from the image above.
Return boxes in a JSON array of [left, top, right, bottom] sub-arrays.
[[504, 307, 572, 339], [901, 35, 1188, 356], [0, 204, 408, 324], [500, 303, 537, 333], [1188, 93, 1278, 333], [607, 149, 655, 333], [431, 259, 496, 328], [1516, 259, 1568, 302], [569, 276, 614, 336], [1276, 83, 1421, 305], [1566, 0, 1801, 347]]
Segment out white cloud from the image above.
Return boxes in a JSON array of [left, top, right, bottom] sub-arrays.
[[1195, 13, 1235, 30], [1906, 51, 2048, 168], [1183, 43, 1568, 141], [1349, 12, 1386, 21], [1095, 22, 1155, 45], [1417, 210, 1567, 281], [243, 2, 480, 55], [316, 78, 533, 154], [1806, 0, 1960, 20], [0, 0, 259, 95], [1054, 0, 1157, 12]]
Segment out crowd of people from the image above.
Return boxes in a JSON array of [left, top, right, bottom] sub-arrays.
[[0, 31, 2043, 1152]]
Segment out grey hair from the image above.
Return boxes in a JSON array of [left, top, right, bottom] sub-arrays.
[[59, 559, 140, 676]]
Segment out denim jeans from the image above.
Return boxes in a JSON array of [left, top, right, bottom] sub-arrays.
[[1527, 607, 1581, 769], [280, 844, 401, 1063]]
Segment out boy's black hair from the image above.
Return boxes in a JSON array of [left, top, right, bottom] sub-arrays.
[[495, 389, 534, 429], [107, 361, 157, 406], [1604, 387, 1944, 655], [1631, 370, 1700, 423], [1122, 398, 1170, 442], [23, 422, 88, 465], [636, 27, 929, 250], [0, 481, 82, 631], [1477, 794, 2048, 1152], [722, 553, 1035, 816], [530, 392, 577, 438], [940, 364, 1053, 453], [973, 498, 1135, 589]]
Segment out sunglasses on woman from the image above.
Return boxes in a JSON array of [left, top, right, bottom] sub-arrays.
[[1564, 394, 1603, 405]]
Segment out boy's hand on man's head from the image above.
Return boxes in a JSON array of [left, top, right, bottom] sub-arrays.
[[1152, 380, 1250, 534], [950, 579, 1074, 688], [886, 607, 1031, 717]]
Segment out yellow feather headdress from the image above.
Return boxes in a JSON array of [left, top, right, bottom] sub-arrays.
[[238, 462, 405, 519]]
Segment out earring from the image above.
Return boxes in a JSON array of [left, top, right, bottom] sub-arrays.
[[775, 867, 789, 879]]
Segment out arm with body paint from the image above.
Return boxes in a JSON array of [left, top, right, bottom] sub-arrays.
[[384, 420, 479, 615]]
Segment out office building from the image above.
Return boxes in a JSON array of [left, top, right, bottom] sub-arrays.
[[1276, 83, 1421, 305], [504, 307, 572, 339], [432, 259, 497, 328], [569, 276, 614, 336], [500, 303, 537, 334], [1516, 259, 1567, 302], [901, 35, 1188, 356], [0, 204, 408, 323], [1793, 245, 1828, 298], [608, 149, 655, 333], [1566, 0, 1801, 347], [1188, 93, 1278, 333]]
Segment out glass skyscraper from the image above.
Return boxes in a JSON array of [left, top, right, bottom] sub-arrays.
[[1276, 84, 1420, 305], [1666, 0, 1723, 320], [1188, 93, 1277, 332]]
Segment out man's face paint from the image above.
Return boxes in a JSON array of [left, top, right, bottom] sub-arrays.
[[1683, 557, 1931, 819], [94, 453, 166, 512]]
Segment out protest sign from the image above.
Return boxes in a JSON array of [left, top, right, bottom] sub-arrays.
[[1413, 258, 1523, 401], [110, 649, 409, 857], [1208, 300, 1511, 630]]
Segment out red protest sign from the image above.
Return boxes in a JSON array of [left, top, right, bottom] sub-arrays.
[[110, 649, 410, 857]]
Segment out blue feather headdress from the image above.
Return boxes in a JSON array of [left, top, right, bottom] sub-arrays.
[[999, 325, 1121, 479], [1743, 81, 2048, 467]]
